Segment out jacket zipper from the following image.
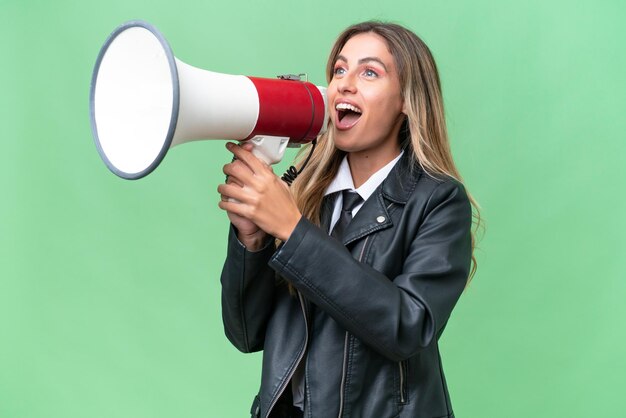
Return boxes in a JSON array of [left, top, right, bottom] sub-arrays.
[[265, 291, 309, 418], [398, 361, 406, 403], [337, 331, 350, 417], [337, 235, 370, 417], [393, 198, 406, 404]]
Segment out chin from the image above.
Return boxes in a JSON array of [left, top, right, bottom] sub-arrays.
[[332, 133, 360, 153]]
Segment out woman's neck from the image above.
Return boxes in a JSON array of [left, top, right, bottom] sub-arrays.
[[347, 146, 401, 189]]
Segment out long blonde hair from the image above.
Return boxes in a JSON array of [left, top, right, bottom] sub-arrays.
[[290, 21, 481, 281]]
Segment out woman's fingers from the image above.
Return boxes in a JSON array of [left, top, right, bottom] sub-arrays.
[[223, 159, 256, 187], [226, 142, 270, 175], [218, 199, 242, 216], [218, 141, 300, 241], [218, 197, 257, 221], [217, 183, 251, 204], [225, 176, 243, 188], [223, 142, 276, 193]]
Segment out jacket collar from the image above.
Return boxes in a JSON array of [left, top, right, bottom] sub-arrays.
[[329, 151, 422, 245], [379, 149, 422, 204]]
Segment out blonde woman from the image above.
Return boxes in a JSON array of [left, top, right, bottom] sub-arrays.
[[218, 21, 478, 418]]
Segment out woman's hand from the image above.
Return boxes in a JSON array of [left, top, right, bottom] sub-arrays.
[[218, 142, 302, 244], [224, 199, 268, 251], [218, 143, 267, 250]]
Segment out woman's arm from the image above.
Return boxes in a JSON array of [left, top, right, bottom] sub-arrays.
[[218, 142, 280, 352], [216, 142, 472, 360], [268, 180, 472, 362], [220, 225, 277, 353]]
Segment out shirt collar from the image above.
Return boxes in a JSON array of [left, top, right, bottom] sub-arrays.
[[324, 151, 404, 202]]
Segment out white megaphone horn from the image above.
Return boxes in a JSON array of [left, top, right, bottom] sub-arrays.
[[90, 20, 327, 180]]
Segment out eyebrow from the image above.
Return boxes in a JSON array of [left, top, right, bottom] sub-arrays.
[[335, 55, 389, 72]]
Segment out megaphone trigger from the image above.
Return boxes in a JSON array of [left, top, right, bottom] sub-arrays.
[[248, 136, 290, 166]]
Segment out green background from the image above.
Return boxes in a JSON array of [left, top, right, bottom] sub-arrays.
[[1, 0, 625, 417]]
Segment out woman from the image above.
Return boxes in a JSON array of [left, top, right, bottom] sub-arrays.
[[218, 21, 478, 418]]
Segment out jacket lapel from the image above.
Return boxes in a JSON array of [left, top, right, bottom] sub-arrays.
[[340, 151, 422, 246], [342, 192, 392, 245]]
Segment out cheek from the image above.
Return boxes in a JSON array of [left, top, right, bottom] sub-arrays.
[[326, 83, 337, 115], [379, 85, 403, 110], [368, 94, 403, 124], [327, 79, 339, 98]]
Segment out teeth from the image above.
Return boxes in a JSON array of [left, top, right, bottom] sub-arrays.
[[335, 103, 362, 113]]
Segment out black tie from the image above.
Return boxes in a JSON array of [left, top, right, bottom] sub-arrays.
[[331, 190, 363, 240]]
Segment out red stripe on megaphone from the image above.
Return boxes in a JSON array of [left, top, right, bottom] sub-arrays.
[[247, 77, 326, 143]]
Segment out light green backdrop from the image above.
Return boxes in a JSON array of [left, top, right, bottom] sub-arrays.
[[1, 0, 625, 417]]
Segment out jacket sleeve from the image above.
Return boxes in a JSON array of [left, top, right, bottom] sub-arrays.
[[268, 180, 472, 362], [220, 226, 277, 353]]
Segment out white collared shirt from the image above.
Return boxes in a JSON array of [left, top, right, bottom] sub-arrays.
[[324, 151, 404, 233]]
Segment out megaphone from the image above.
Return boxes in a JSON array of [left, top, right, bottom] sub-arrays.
[[90, 20, 327, 180]]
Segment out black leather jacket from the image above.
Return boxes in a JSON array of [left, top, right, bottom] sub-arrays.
[[221, 152, 472, 418]]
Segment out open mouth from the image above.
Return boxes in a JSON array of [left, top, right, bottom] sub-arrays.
[[336, 102, 362, 128]]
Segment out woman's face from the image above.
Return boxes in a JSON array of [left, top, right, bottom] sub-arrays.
[[328, 32, 405, 163]]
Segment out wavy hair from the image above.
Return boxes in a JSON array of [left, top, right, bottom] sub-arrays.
[[290, 21, 481, 281]]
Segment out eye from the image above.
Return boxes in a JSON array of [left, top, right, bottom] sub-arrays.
[[363, 68, 379, 78], [333, 66, 347, 76]]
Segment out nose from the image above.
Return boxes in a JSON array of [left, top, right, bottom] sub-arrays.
[[336, 72, 357, 94]]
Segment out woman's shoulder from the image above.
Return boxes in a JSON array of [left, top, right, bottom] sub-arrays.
[[417, 170, 467, 197], [390, 161, 471, 223], [386, 157, 469, 207]]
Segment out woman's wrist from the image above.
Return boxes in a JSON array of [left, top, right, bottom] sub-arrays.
[[238, 230, 270, 252], [275, 213, 302, 242]]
